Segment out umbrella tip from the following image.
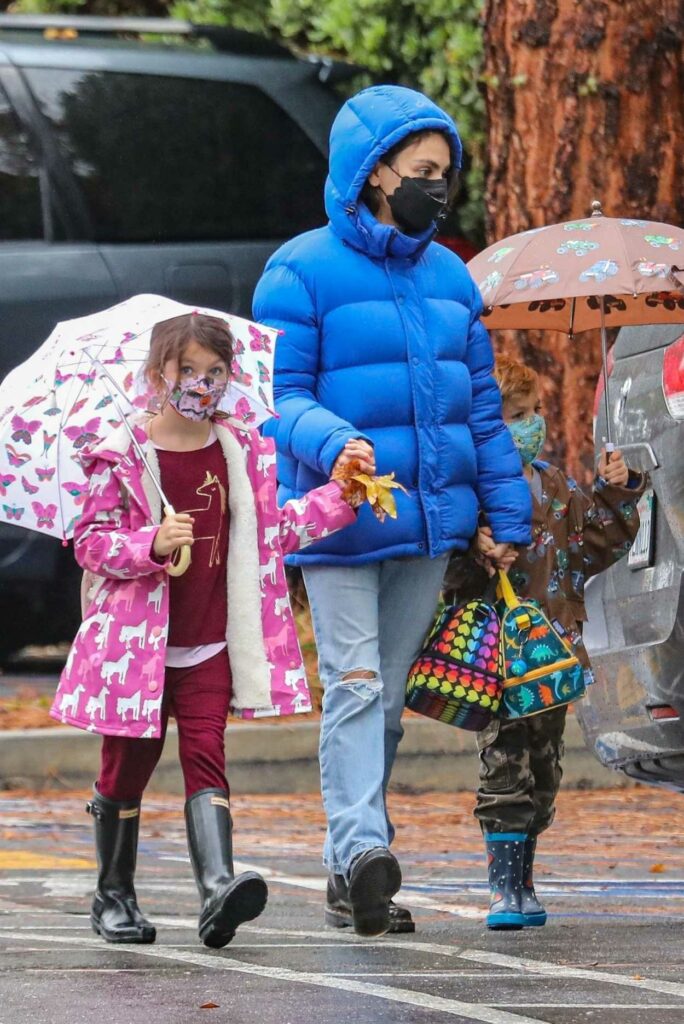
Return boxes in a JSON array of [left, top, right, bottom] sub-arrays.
[[590, 199, 603, 217]]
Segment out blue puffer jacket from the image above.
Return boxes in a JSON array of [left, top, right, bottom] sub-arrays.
[[254, 85, 531, 566]]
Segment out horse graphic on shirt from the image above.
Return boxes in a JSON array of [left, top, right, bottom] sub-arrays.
[[182, 470, 227, 568]]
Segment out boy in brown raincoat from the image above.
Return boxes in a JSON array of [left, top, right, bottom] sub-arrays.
[[445, 356, 647, 931]]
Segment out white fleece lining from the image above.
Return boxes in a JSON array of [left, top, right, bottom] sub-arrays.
[[213, 426, 271, 709], [88, 419, 271, 709]]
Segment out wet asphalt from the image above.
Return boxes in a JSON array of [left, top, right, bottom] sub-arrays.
[[1, 790, 683, 1024]]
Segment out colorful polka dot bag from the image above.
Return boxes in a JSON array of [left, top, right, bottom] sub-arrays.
[[405, 596, 504, 731], [497, 570, 587, 719]]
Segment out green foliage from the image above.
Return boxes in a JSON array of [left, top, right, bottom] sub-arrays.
[[10, 0, 486, 240], [254, 0, 486, 241]]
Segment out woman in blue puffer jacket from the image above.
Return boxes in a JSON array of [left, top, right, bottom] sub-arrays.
[[254, 85, 531, 938]]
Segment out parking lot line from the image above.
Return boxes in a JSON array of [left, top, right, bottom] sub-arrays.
[[0, 930, 550, 1024], [458, 949, 684, 999]]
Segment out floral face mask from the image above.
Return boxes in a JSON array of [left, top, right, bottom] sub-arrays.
[[165, 375, 227, 422], [508, 413, 546, 466]]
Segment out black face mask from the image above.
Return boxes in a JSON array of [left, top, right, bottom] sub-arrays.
[[383, 166, 449, 235]]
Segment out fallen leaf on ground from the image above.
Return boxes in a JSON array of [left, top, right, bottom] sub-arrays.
[[649, 863, 666, 873], [200, 1002, 219, 1009]]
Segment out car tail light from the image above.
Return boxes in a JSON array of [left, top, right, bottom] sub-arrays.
[[437, 235, 480, 263], [647, 705, 680, 721], [592, 343, 616, 426], [662, 332, 684, 419]]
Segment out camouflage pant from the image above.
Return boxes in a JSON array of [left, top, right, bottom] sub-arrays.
[[474, 705, 568, 836]]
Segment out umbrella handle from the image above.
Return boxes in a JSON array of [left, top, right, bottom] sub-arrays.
[[166, 543, 192, 577], [161, 504, 192, 578]]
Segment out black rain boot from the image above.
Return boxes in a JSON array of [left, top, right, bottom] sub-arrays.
[[325, 872, 415, 933], [521, 835, 547, 927], [185, 788, 268, 948], [346, 847, 402, 938], [485, 832, 526, 930], [87, 788, 156, 944]]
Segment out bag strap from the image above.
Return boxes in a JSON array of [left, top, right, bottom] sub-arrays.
[[497, 569, 532, 635], [496, 569, 520, 610]]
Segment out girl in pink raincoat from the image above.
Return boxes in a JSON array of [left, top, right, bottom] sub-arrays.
[[51, 313, 358, 949]]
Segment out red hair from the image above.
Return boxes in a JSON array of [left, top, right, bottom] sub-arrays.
[[494, 356, 539, 403]]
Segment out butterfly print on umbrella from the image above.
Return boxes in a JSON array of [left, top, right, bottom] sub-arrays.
[[11, 415, 40, 445], [233, 397, 257, 425], [21, 475, 39, 495], [257, 361, 270, 384], [103, 347, 125, 365], [23, 395, 47, 409], [42, 431, 57, 456], [230, 358, 253, 388], [67, 398, 90, 419], [62, 480, 88, 506], [32, 501, 57, 529], [36, 467, 56, 482], [3, 504, 24, 521], [248, 324, 273, 354], [5, 444, 31, 468], [0, 473, 16, 495], [63, 418, 101, 450]]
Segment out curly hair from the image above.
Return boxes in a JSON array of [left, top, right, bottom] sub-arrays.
[[494, 356, 539, 404]]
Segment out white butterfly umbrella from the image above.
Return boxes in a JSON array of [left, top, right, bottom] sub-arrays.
[[0, 294, 278, 541]]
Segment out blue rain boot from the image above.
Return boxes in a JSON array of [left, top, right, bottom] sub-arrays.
[[485, 832, 525, 930], [521, 835, 547, 927]]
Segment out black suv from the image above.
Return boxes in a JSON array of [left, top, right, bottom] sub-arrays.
[[0, 14, 342, 656]]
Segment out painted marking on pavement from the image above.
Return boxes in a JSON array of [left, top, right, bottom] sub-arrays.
[[247, 926, 684, 1001], [233, 860, 485, 918], [0, 931, 551, 1024], [0, 852, 94, 870], [458, 950, 684, 999]]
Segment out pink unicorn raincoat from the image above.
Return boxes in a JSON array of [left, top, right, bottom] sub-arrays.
[[51, 417, 356, 738]]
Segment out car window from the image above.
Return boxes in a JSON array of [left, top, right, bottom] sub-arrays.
[[24, 69, 327, 243], [0, 83, 43, 240]]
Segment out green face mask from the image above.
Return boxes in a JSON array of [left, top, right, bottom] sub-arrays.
[[508, 413, 546, 465]]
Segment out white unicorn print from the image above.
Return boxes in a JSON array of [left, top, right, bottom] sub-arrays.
[[147, 579, 164, 614], [85, 684, 109, 721], [102, 650, 135, 687], [118, 620, 147, 650], [59, 683, 85, 718], [117, 690, 141, 722]]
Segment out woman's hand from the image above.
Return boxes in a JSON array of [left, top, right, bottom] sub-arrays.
[[332, 439, 376, 476], [598, 447, 629, 487], [153, 513, 194, 559], [476, 525, 519, 576]]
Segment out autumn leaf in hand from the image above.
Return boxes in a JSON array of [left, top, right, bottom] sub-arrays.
[[331, 458, 367, 509], [351, 470, 409, 523]]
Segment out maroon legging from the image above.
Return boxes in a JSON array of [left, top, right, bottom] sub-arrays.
[[98, 649, 231, 802]]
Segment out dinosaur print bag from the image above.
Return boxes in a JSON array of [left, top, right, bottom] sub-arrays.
[[497, 570, 586, 719]]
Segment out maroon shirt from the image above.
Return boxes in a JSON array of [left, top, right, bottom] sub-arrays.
[[156, 440, 229, 646]]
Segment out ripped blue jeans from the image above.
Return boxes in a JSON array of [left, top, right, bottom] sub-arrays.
[[303, 555, 448, 877]]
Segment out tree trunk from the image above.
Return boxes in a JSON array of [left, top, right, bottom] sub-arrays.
[[482, 0, 684, 480]]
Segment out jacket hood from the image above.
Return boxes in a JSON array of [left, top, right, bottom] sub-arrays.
[[324, 85, 463, 260]]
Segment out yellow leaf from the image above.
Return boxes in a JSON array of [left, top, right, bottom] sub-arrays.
[[649, 863, 666, 873], [376, 487, 398, 519]]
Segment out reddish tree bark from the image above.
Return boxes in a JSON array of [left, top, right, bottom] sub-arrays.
[[482, 0, 684, 479]]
